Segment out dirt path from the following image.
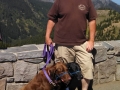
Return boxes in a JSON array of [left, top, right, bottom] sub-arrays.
[[93, 81, 120, 90]]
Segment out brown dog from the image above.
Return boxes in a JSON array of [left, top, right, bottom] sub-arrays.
[[20, 61, 71, 90]]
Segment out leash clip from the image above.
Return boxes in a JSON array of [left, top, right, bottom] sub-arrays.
[[50, 81, 56, 86]]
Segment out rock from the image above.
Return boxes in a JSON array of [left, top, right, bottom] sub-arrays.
[[0, 63, 13, 79], [14, 61, 37, 82], [0, 78, 6, 90]]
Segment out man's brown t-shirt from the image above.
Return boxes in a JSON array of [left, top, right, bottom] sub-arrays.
[[48, 0, 97, 45]]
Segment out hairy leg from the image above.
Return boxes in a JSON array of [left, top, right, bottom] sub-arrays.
[[81, 78, 90, 90]]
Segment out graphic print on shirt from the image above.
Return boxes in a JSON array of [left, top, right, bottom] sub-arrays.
[[78, 4, 86, 11]]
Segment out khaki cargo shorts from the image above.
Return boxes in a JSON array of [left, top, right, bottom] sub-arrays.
[[54, 41, 94, 80]]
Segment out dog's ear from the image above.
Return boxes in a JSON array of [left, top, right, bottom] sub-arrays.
[[48, 67, 56, 79]]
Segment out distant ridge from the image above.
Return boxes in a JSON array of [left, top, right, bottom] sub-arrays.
[[41, 0, 120, 12], [92, 0, 120, 12], [40, 0, 54, 3]]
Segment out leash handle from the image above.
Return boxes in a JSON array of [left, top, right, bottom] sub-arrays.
[[42, 43, 54, 68], [43, 44, 54, 57]]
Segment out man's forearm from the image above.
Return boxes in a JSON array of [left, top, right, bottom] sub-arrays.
[[45, 20, 55, 38], [89, 20, 96, 42]]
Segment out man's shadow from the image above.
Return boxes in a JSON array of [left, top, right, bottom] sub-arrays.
[[68, 48, 97, 90]]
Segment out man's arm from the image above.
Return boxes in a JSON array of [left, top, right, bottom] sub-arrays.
[[45, 20, 55, 45], [86, 20, 96, 52]]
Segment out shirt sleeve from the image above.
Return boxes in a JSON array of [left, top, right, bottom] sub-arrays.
[[87, 0, 97, 21], [47, 0, 59, 22]]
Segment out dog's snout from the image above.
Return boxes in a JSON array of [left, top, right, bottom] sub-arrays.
[[68, 77, 71, 80], [67, 75, 71, 81], [61, 78, 71, 84], [61, 74, 71, 84]]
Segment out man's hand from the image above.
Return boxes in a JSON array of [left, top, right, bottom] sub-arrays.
[[86, 40, 94, 52], [45, 37, 53, 45]]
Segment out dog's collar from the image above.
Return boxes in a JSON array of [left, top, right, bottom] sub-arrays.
[[42, 68, 56, 86], [69, 70, 80, 75]]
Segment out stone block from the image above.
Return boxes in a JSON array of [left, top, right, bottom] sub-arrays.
[[35, 44, 44, 50], [116, 57, 120, 63], [0, 63, 13, 79], [107, 50, 115, 55], [116, 64, 120, 80], [99, 57, 116, 84], [0, 78, 6, 90], [93, 64, 99, 85], [17, 51, 43, 60], [107, 55, 114, 59], [5, 45, 38, 53], [7, 77, 14, 83], [99, 74, 115, 84], [102, 41, 114, 51], [24, 58, 43, 64], [6, 83, 25, 90], [0, 53, 16, 62], [94, 41, 103, 47], [106, 41, 120, 56], [14, 61, 37, 82], [106, 41, 120, 47], [94, 46, 107, 63], [38, 62, 46, 70]]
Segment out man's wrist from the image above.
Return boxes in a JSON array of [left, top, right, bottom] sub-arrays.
[[45, 35, 50, 38], [89, 39, 94, 42]]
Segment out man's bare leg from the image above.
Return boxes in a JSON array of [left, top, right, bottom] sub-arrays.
[[81, 78, 90, 90]]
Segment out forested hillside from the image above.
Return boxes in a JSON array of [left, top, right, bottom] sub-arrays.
[[95, 10, 120, 41], [0, 0, 52, 48]]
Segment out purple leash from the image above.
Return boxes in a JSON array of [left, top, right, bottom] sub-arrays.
[[42, 44, 56, 86], [42, 44, 69, 90], [42, 44, 54, 68]]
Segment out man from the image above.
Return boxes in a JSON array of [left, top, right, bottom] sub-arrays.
[[45, 0, 97, 90]]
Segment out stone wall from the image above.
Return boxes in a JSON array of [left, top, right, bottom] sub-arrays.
[[0, 41, 120, 90]]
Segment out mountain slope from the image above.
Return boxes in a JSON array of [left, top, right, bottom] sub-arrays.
[[0, 0, 120, 48], [95, 10, 120, 41], [0, 0, 53, 46]]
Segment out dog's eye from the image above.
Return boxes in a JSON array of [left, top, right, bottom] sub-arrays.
[[57, 67, 63, 72], [68, 67, 70, 69]]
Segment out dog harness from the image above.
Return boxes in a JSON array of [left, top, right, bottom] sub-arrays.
[[55, 71, 68, 80], [69, 71, 81, 76]]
